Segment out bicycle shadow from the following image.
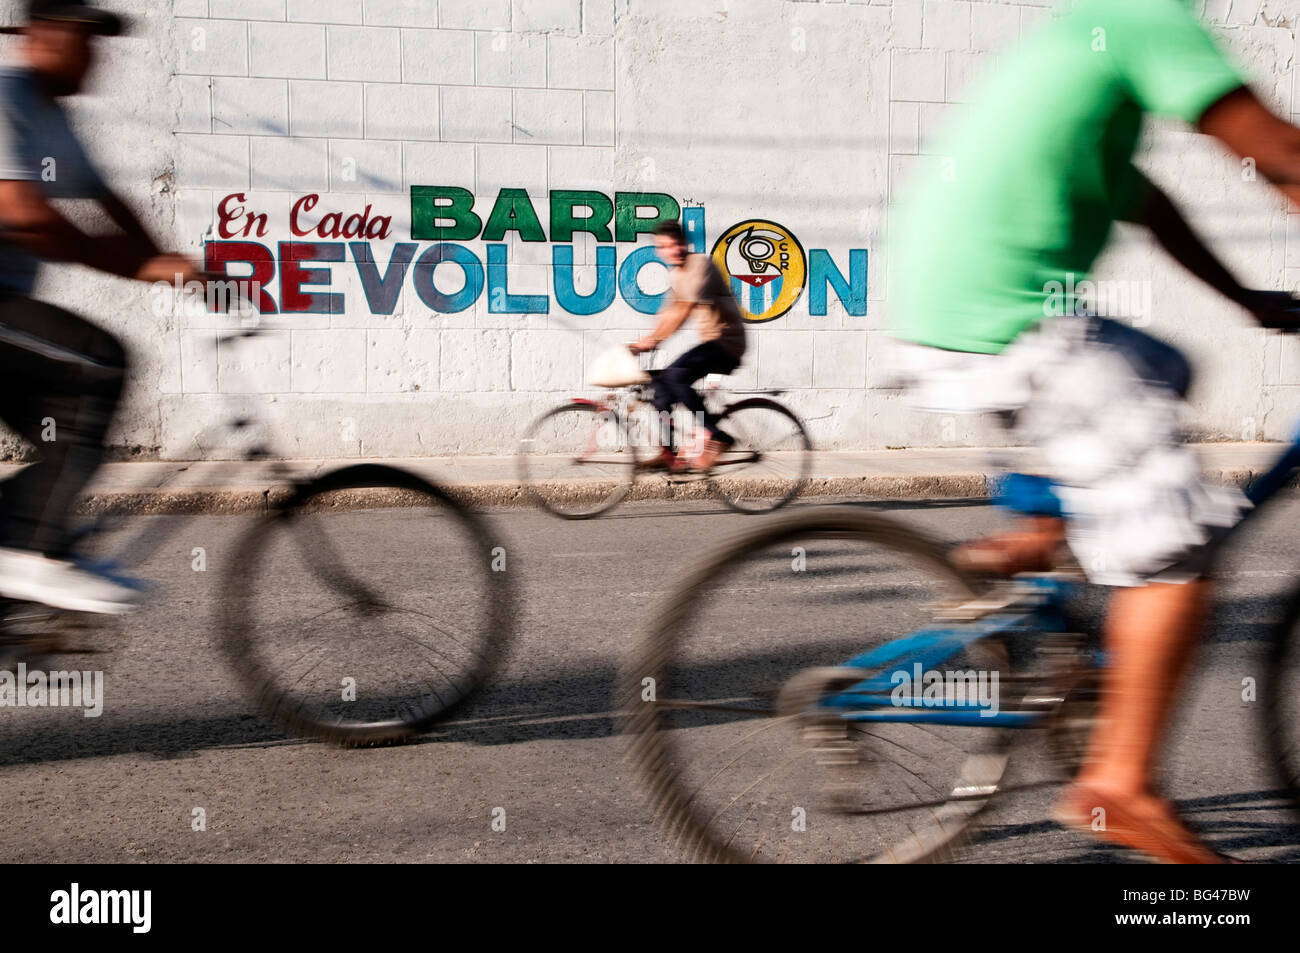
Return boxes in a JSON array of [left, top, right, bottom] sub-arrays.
[[0, 583, 1290, 764], [0, 641, 854, 764], [550, 496, 994, 522]]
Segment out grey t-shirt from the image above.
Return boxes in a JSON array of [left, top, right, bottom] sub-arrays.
[[0, 67, 109, 294], [666, 253, 747, 359]]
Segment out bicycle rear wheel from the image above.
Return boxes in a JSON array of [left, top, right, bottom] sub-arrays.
[[1264, 582, 1300, 820], [219, 464, 512, 747], [622, 506, 1016, 863], [707, 397, 811, 514], [518, 402, 637, 519]]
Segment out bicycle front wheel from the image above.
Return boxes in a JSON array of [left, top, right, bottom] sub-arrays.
[[707, 397, 811, 514], [518, 402, 637, 519], [219, 464, 512, 747], [622, 506, 1015, 863]]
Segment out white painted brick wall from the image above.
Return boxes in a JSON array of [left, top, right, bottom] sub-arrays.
[[249, 22, 325, 78], [513, 88, 583, 144], [289, 0, 363, 25], [367, 329, 440, 392], [890, 50, 945, 102], [250, 137, 329, 189], [438, 0, 511, 32], [16, 0, 1300, 458], [363, 82, 440, 139], [328, 26, 402, 82], [921, 0, 970, 50], [293, 329, 368, 391], [477, 143, 548, 193], [440, 85, 512, 141], [212, 77, 288, 135], [330, 140, 403, 191], [177, 75, 212, 133], [210, 0, 285, 21], [547, 35, 613, 90], [176, 18, 248, 76], [363, 0, 436, 28], [475, 31, 546, 88], [513, 0, 582, 34], [403, 29, 476, 84], [970, 1, 1019, 51], [291, 80, 364, 138], [583, 90, 613, 145]]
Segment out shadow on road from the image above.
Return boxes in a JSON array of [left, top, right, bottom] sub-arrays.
[[0, 585, 1292, 762], [965, 788, 1300, 861]]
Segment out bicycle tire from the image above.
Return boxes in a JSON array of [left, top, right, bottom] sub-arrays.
[[706, 397, 812, 514], [219, 463, 512, 747], [518, 402, 637, 519], [622, 505, 1016, 863]]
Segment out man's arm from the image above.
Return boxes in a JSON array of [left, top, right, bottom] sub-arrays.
[[99, 191, 161, 258], [1199, 86, 1300, 205], [632, 299, 690, 352], [0, 179, 198, 282], [1123, 168, 1300, 328], [1122, 171, 1248, 301]]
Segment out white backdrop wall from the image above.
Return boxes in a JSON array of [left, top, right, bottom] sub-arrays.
[[3, 0, 1299, 459]]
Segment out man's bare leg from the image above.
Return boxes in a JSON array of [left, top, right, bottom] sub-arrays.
[[1060, 579, 1230, 861], [951, 516, 1066, 576], [951, 522, 1227, 860]]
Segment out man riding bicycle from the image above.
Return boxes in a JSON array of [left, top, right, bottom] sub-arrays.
[[630, 221, 747, 473], [0, 0, 206, 614], [891, 0, 1300, 862]]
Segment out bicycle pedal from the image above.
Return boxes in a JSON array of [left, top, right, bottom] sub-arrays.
[[934, 584, 1028, 622], [936, 573, 1079, 622], [815, 746, 860, 768]]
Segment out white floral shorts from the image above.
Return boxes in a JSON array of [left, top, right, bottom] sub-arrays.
[[891, 317, 1247, 586]]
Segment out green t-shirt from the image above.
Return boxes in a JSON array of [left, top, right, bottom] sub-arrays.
[[890, 0, 1246, 354]]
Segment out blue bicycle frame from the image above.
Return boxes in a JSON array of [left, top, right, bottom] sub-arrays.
[[816, 427, 1300, 729]]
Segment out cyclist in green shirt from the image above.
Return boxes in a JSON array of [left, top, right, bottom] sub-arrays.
[[891, 0, 1300, 862]]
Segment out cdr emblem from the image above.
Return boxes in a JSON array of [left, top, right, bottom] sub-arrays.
[[711, 219, 807, 322]]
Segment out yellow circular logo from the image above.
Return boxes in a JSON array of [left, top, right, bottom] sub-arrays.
[[711, 219, 807, 322]]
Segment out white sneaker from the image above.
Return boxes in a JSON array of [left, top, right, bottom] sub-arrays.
[[0, 547, 146, 615]]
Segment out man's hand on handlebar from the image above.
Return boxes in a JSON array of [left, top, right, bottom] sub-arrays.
[[1242, 289, 1300, 332], [133, 253, 209, 286]]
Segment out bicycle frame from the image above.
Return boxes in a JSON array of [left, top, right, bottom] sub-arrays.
[[573, 380, 758, 467], [70, 329, 295, 573], [816, 581, 1073, 728], [811, 428, 1300, 731]]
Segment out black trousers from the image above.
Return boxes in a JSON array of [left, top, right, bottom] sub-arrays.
[[651, 341, 742, 446], [0, 293, 127, 556]]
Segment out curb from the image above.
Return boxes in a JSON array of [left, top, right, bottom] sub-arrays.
[[70, 466, 1291, 516]]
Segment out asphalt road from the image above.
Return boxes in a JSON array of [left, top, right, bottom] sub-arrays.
[[2, 495, 1298, 864]]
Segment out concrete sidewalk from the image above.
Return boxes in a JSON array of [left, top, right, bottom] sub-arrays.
[[4, 442, 1289, 515]]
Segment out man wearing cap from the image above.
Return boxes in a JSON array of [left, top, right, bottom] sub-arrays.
[[0, 1, 206, 613]]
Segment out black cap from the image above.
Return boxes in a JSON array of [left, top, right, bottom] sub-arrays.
[[1, 0, 128, 36]]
